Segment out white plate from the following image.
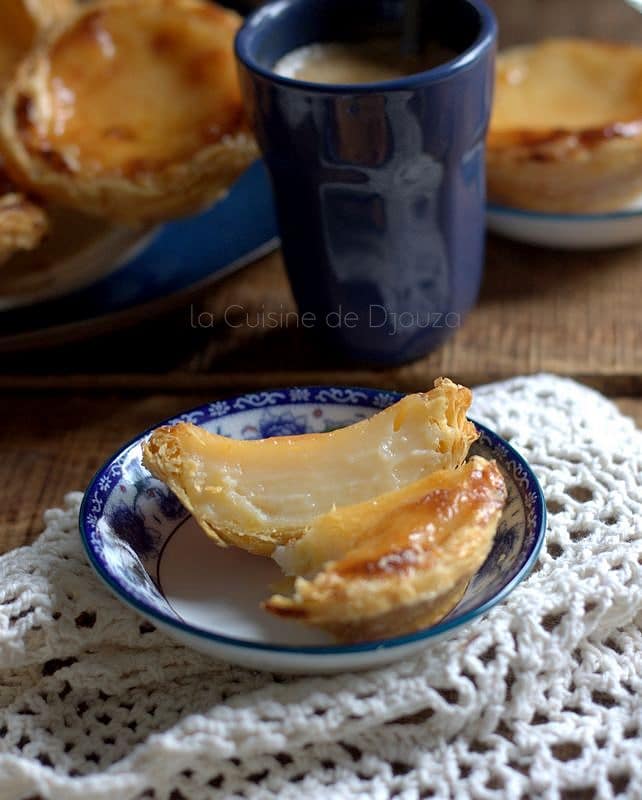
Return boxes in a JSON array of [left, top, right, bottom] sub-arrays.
[[487, 202, 642, 250]]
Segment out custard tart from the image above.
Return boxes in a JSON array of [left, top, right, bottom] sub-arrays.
[[142, 378, 478, 556], [488, 38, 642, 213], [0, 0, 258, 223], [265, 456, 507, 642]]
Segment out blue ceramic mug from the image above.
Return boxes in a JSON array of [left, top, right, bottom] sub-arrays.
[[236, 0, 497, 365]]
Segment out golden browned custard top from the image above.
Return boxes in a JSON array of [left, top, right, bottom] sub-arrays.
[[26, 2, 243, 177], [334, 461, 506, 579], [491, 38, 642, 139]]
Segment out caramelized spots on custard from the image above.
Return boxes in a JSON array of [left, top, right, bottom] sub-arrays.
[[185, 50, 226, 85], [126, 158, 157, 178], [334, 463, 506, 578], [151, 29, 179, 55], [34, 4, 243, 177]]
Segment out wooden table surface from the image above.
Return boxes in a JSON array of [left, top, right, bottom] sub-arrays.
[[1, 0, 642, 555]]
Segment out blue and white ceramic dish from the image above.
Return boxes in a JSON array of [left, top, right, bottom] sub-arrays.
[[80, 387, 546, 674], [487, 200, 642, 250]]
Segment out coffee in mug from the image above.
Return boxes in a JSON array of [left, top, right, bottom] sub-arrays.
[[274, 37, 458, 84]]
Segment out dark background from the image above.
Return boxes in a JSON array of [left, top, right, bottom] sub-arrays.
[[231, 0, 642, 45]]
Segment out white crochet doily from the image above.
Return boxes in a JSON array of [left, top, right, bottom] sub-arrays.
[[0, 374, 641, 800]]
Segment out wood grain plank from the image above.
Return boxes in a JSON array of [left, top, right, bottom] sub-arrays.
[[614, 397, 642, 428], [1, 240, 640, 392], [0, 394, 211, 554]]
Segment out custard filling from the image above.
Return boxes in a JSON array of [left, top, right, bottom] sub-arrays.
[[19, 2, 244, 177], [142, 378, 478, 552], [491, 38, 642, 138]]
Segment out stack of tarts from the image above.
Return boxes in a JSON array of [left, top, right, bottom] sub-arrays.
[[143, 378, 508, 644], [0, 0, 257, 274]]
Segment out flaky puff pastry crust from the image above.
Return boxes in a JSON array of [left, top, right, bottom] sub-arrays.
[[142, 378, 479, 556], [0, 1, 73, 264], [0, 0, 258, 224], [0, 0, 75, 87], [265, 457, 507, 643], [0, 182, 48, 265], [488, 38, 642, 213]]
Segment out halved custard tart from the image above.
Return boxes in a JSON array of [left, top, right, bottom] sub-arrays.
[[142, 378, 478, 556], [0, 0, 258, 223], [266, 456, 507, 642], [488, 38, 642, 213]]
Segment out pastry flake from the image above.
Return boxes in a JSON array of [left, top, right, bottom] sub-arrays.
[[0, 183, 48, 266], [265, 456, 507, 642], [142, 378, 479, 555], [0, 0, 258, 224], [488, 38, 642, 213]]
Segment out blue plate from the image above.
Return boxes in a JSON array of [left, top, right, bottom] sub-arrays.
[[0, 161, 279, 350], [79, 387, 546, 674]]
